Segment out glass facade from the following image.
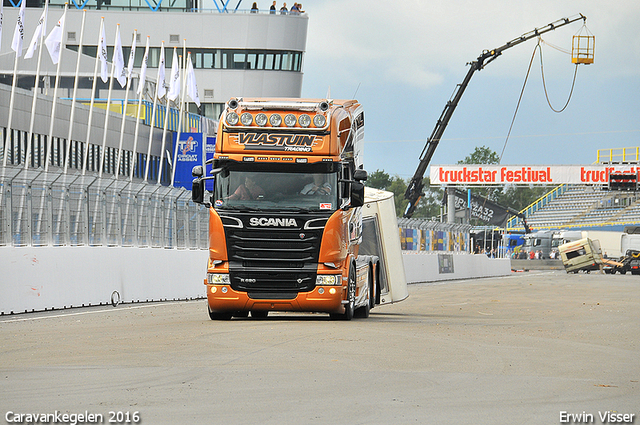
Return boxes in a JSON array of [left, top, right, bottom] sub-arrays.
[[68, 46, 303, 72]]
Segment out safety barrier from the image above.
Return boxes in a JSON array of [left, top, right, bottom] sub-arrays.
[[397, 218, 472, 253], [0, 165, 208, 249]]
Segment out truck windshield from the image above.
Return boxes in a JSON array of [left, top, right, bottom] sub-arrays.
[[214, 169, 339, 212]]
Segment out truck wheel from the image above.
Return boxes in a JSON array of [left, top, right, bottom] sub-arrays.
[[208, 306, 232, 321], [331, 266, 356, 321], [355, 269, 373, 318]]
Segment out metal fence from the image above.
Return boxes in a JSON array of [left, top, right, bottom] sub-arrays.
[[0, 165, 208, 249], [397, 218, 472, 253]]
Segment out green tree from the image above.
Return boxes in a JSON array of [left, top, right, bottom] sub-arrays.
[[366, 170, 442, 218], [457, 145, 500, 166], [367, 170, 392, 190], [458, 146, 501, 201]]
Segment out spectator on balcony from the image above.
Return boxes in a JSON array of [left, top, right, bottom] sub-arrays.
[[270, 1, 276, 13], [280, 2, 288, 14], [251, 2, 259, 13]]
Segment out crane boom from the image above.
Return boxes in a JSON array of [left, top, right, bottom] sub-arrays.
[[403, 14, 587, 218]]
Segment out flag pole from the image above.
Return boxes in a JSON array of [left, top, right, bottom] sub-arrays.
[[24, 0, 49, 169], [144, 40, 165, 182], [130, 36, 149, 181], [3, 0, 27, 169], [3, 51, 20, 169], [83, 17, 106, 175], [171, 48, 189, 187], [46, 3, 68, 173], [63, 9, 86, 174], [158, 47, 178, 185], [115, 29, 137, 179], [99, 23, 121, 178]]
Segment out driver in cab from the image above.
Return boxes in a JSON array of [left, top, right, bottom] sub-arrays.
[[227, 175, 265, 200], [301, 175, 332, 195]]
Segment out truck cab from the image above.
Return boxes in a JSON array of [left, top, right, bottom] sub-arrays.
[[192, 98, 407, 320]]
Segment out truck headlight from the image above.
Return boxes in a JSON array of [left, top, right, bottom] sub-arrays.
[[208, 273, 230, 284], [316, 274, 342, 286]]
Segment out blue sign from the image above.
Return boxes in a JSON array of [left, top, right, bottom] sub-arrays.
[[172, 132, 202, 189], [172, 133, 216, 191]]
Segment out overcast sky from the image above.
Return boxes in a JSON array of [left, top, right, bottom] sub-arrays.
[[301, 0, 640, 179]]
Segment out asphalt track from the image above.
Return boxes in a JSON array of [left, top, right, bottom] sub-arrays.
[[1, 270, 638, 425]]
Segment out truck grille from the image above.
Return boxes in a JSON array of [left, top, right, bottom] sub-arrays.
[[222, 214, 327, 296]]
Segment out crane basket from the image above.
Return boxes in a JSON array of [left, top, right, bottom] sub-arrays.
[[571, 25, 595, 64]]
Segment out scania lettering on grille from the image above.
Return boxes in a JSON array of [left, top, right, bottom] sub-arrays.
[[230, 133, 322, 152], [249, 217, 298, 227]]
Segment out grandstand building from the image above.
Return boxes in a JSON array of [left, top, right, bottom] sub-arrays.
[[507, 148, 640, 232]]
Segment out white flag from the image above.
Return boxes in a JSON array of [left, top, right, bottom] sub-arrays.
[[137, 36, 149, 95], [44, 11, 65, 64], [11, 0, 26, 57], [155, 43, 166, 99], [113, 26, 126, 87], [24, 8, 47, 59], [127, 31, 137, 81], [185, 54, 200, 107], [167, 48, 180, 101], [98, 21, 108, 83]]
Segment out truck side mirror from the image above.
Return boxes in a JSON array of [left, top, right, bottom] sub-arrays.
[[192, 165, 204, 178], [192, 179, 205, 204], [350, 181, 365, 208], [353, 169, 368, 182]]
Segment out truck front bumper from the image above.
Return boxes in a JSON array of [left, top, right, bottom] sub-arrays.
[[205, 284, 346, 315]]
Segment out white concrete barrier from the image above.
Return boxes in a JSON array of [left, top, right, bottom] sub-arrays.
[[403, 252, 511, 284], [0, 246, 208, 315], [1, 247, 512, 315]]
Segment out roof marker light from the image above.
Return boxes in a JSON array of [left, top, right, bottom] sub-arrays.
[[269, 114, 282, 127], [226, 112, 239, 126], [313, 114, 326, 128], [299, 114, 311, 128], [255, 113, 268, 127], [284, 114, 297, 127], [240, 112, 253, 126]]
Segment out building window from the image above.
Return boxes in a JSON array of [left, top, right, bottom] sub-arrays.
[[67, 46, 303, 72]]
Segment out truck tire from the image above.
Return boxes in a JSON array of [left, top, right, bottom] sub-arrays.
[[355, 268, 372, 318], [331, 266, 356, 321]]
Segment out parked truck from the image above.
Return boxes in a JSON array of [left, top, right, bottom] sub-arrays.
[[191, 98, 408, 320]]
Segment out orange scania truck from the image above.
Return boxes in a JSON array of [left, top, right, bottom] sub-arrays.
[[192, 98, 408, 320]]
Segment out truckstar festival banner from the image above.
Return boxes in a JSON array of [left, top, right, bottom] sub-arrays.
[[430, 165, 640, 185]]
